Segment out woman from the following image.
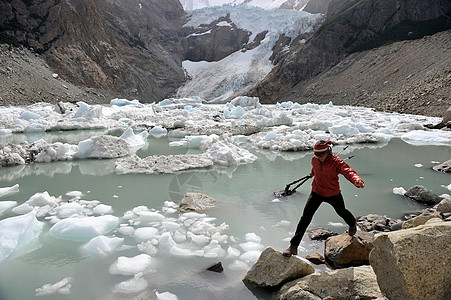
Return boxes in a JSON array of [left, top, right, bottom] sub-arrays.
[[283, 140, 365, 257]]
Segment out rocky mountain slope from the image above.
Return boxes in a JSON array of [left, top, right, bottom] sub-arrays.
[[252, 0, 451, 117], [0, 0, 188, 103]]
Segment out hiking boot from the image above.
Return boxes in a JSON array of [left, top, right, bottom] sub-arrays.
[[282, 247, 298, 257], [348, 223, 357, 236]]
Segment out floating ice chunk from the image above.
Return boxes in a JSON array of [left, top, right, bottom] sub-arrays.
[[170, 245, 197, 257], [65, 191, 83, 198], [134, 227, 159, 242], [150, 125, 168, 136], [136, 211, 166, 223], [24, 123, 46, 132], [186, 135, 209, 148], [203, 240, 226, 258], [73, 102, 102, 119], [226, 246, 241, 258], [0, 184, 19, 198], [118, 225, 135, 236], [53, 202, 84, 218], [159, 232, 176, 250], [156, 291, 179, 300], [401, 130, 451, 146], [239, 241, 264, 252], [82, 236, 124, 256], [0, 209, 44, 263], [35, 277, 73, 296], [239, 250, 261, 264], [19, 111, 41, 120], [187, 231, 210, 245], [161, 221, 180, 231], [245, 232, 262, 243], [271, 198, 281, 203], [414, 163, 423, 168], [93, 204, 113, 215], [0, 128, 12, 135], [0, 201, 17, 215], [204, 140, 257, 166], [329, 124, 359, 136], [328, 222, 346, 227], [393, 187, 407, 195], [137, 241, 158, 255], [28, 191, 61, 206], [228, 259, 248, 271], [110, 98, 140, 106], [230, 96, 261, 108], [77, 135, 130, 159], [49, 215, 119, 242], [109, 254, 153, 275], [113, 274, 148, 294], [120, 127, 148, 151]]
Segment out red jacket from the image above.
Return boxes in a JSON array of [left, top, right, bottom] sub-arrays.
[[310, 154, 362, 197]]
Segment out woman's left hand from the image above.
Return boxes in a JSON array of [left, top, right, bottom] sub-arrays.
[[355, 180, 365, 188]]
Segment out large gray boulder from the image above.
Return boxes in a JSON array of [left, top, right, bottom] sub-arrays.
[[324, 231, 374, 269], [402, 209, 442, 229], [370, 223, 451, 300], [437, 197, 451, 214], [276, 265, 385, 300], [242, 247, 314, 288], [433, 159, 451, 173], [404, 185, 441, 205]]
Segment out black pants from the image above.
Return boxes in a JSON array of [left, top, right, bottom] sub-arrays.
[[290, 191, 356, 248]]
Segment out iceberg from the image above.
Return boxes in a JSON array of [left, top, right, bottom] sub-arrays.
[[48, 215, 119, 242], [0, 209, 44, 263]]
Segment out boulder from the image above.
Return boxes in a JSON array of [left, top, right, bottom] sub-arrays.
[[179, 193, 216, 212], [433, 159, 451, 173], [276, 265, 384, 300], [404, 185, 441, 205], [242, 247, 314, 288], [437, 197, 451, 214], [305, 252, 325, 265], [357, 213, 400, 232], [370, 223, 451, 300], [402, 210, 443, 229], [324, 231, 374, 269], [307, 227, 337, 240]]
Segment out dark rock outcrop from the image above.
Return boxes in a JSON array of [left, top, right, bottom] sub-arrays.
[[252, 0, 451, 104], [0, 0, 187, 103], [182, 14, 251, 62], [404, 185, 441, 205]]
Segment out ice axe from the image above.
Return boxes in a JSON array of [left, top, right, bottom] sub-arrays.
[[274, 175, 311, 197]]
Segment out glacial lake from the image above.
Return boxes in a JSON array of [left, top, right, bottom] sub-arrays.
[[0, 132, 450, 300]]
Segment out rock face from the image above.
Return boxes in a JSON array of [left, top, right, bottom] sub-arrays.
[[370, 223, 451, 300], [179, 193, 217, 212], [242, 247, 315, 288], [402, 209, 443, 229], [253, 0, 451, 112], [276, 265, 384, 300], [181, 14, 251, 62], [324, 231, 374, 269], [0, 0, 187, 103], [405, 185, 441, 205]]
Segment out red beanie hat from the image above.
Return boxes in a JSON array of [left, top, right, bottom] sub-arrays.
[[314, 140, 332, 156]]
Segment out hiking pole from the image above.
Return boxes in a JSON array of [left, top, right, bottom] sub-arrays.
[[274, 175, 311, 197]]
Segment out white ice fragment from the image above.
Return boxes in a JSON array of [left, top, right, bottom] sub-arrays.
[[19, 111, 40, 120], [245, 232, 262, 243], [134, 227, 159, 242], [327, 222, 346, 227], [228, 259, 249, 271], [170, 245, 197, 257], [120, 127, 148, 151], [271, 198, 281, 203], [48, 215, 119, 242], [161, 221, 180, 231], [239, 250, 261, 264], [0, 201, 17, 215], [414, 163, 423, 168], [0, 184, 19, 198], [113, 274, 148, 294], [150, 125, 168, 136], [65, 191, 83, 198], [401, 130, 451, 146], [0, 209, 44, 263], [187, 231, 210, 245], [110, 98, 140, 106], [109, 254, 153, 275], [137, 241, 158, 255], [82, 236, 124, 256], [156, 291, 179, 300], [93, 204, 113, 215], [136, 211, 166, 224], [239, 241, 264, 252], [53, 202, 84, 218], [393, 187, 407, 195], [226, 246, 241, 258], [35, 277, 73, 296], [159, 232, 176, 250]]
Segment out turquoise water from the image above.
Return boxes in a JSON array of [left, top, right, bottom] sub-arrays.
[[0, 133, 450, 300]]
